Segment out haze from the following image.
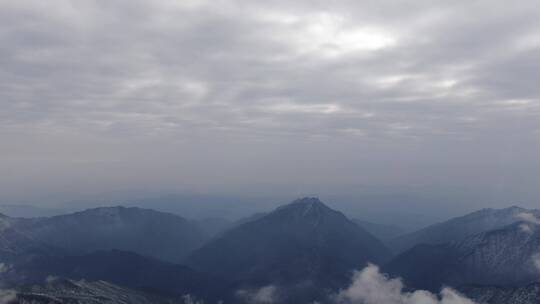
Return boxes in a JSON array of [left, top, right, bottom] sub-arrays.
[[1, 0, 539, 220]]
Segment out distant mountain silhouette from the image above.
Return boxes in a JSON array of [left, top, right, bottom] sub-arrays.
[[389, 206, 540, 253], [186, 197, 392, 302], [192, 217, 232, 237], [353, 219, 405, 241], [13, 206, 208, 263]]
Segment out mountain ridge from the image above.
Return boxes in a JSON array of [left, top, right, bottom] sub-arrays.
[[385, 219, 540, 291], [9, 206, 208, 263], [186, 197, 392, 302], [389, 206, 540, 253]]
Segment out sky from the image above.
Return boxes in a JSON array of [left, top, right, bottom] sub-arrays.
[[1, 0, 540, 213]]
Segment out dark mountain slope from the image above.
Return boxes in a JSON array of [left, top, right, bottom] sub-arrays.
[[385, 221, 540, 291], [460, 283, 540, 304], [14, 206, 207, 263], [389, 206, 540, 253], [5, 250, 231, 302], [186, 197, 391, 301], [13, 278, 182, 304]]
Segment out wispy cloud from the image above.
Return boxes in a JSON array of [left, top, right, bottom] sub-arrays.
[[2, 0, 540, 201], [0, 264, 10, 274], [181, 294, 205, 304], [0, 289, 16, 304], [516, 213, 540, 225], [532, 253, 540, 272], [236, 285, 278, 304], [516, 212, 540, 233]]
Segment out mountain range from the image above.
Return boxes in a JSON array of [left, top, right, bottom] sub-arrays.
[[389, 206, 540, 253], [385, 219, 540, 291], [11, 206, 208, 263], [1, 198, 540, 303]]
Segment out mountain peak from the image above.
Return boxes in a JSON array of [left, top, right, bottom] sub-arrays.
[[291, 197, 327, 211], [274, 197, 334, 219], [186, 197, 392, 294], [291, 197, 324, 206], [71, 206, 181, 220]]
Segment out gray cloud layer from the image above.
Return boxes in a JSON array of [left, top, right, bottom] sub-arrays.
[[1, 1, 540, 206]]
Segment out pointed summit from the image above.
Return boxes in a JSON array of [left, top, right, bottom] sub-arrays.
[[291, 197, 325, 206], [389, 205, 540, 253], [186, 198, 392, 302], [273, 197, 334, 221]]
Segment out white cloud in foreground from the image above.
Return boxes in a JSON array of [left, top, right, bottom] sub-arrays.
[[181, 294, 206, 304], [0, 289, 16, 304], [516, 212, 540, 233], [532, 253, 540, 272], [516, 213, 540, 225], [333, 264, 476, 304], [237, 285, 278, 304], [0, 263, 10, 274]]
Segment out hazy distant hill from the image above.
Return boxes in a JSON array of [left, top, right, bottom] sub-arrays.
[[186, 197, 391, 302], [385, 221, 540, 290], [13, 206, 208, 263], [192, 217, 232, 237], [0, 204, 66, 218], [353, 219, 405, 241], [389, 206, 540, 253]]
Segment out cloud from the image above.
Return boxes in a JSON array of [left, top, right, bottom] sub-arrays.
[[0, 289, 16, 304], [333, 264, 476, 304], [181, 294, 205, 304], [0, 264, 10, 274], [236, 285, 278, 304], [520, 224, 534, 233], [2, 0, 540, 205], [516, 213, 540, 233], [45, 275, 59, 284], [532, 253, 540, 272], [516, 213, 540, 225]]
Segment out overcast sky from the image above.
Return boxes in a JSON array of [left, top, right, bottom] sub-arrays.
[[1, 0, 540, 209]]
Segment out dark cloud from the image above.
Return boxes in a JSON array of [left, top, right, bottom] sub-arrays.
[[1, 0, 539, 209]]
